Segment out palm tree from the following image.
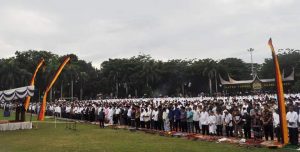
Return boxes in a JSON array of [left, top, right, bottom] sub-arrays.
[[202, 59, 218, 95]]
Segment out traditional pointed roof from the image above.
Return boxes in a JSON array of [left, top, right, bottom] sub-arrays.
[[219, 69, 294, 85]]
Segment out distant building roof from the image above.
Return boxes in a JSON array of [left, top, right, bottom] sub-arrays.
[[219, 69, 294, 85]]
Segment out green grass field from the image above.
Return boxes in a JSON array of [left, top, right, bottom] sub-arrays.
[[0, 110, 293, 152]]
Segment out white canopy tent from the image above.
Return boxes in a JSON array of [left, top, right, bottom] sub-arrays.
[[0, 86, 34, 102]]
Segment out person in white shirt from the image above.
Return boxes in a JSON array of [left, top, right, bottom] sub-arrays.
[[208, 111, 217, 135], [140, 108, 145, 128], [223, 110, 233, 137], [108, 107, 114, 124], [192, 106, 200, 133], [286, 106, 298, 145], [115, 107, 121, 125], [200, 108, 209, 135], [152, 108, 159, 130], [66, 105, 71, 118], [127, 107, 132, 126], [162, 108, 170, 131], [273, 109, 281, 142], [143, 108, 150, 129], [54, 105, 61, 117], [49, 105, 54, 116]]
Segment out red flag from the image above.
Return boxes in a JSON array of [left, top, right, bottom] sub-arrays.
[[38, 57, 71, 121], [268, 38, 289, 144]]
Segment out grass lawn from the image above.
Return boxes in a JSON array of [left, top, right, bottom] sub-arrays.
[[0, 110, 293, 152]]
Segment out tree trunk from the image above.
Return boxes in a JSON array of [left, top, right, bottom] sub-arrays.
[[182, 83, 185, 97], [209, 78, 212, 95], [71, 79, 74, 102], [215, 71, 218, 93], [60, 81, 63, 99]]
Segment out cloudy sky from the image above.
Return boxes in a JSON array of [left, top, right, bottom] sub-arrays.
[[0, 0, 299, 67]]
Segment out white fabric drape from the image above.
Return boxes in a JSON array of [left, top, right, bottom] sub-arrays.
[[0, 86, 34, 102]]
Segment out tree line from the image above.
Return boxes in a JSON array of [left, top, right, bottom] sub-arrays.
[[0, 50, 299, 100]]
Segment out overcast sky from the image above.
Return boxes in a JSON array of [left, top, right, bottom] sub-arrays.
[[0, 0, 299, 67]]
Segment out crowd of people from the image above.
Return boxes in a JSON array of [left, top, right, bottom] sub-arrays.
[[1, 93, 300, 145]]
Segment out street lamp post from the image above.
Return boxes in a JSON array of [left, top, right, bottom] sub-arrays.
[[248, 48, 254, 78]]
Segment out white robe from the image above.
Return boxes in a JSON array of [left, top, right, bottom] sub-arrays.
[[208, 115, 216, 134]]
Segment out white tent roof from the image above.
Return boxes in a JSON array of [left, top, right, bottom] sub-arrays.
[[0, 86, 34, 102]]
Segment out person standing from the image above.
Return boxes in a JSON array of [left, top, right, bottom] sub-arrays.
[[115, 106, 121, 125], [168, 107, 174, 131], [252, 108, 262, 140], [262, 106, 274, 141], [127, 106, 132, 126], [158, 107, 164, 130], [152, 108, 159, 130], [216, 111, 223, 136], [224, 110, 233, 137], [99, 109, 105, 128], [242, 111, 252, 139], [54, 104, 61, 118], [107, 106, 113, 124], [135, 108, 141, 129], [208, 111, 216, 135], [174, 106, 181, 132], [187, 108, 194, 133], [20, 103, 26, 122], [162, 108, 170, 131], [273, 109, 281, 142], [131, 108, 136, 128], [232, 107, 242, 138], [200, 108, 209, 135], [287, 106, 299, 146], [180, 107, 187, 132], [144, 108, 151, 129], [192, 106, 200, 133]]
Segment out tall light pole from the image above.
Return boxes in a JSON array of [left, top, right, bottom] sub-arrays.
[[248, 48, 254, 78]]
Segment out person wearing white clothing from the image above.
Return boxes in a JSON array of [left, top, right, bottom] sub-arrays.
[[143, 109, 151, 129], [273, 110, 281, 142], [54, 105, 61, 117], [192, 107, 200, 133], [108, 107, 114, 124], [152, 108, 159, 130], [286, 106, 298, 145], [223, 110, 233, 137], [162, 108, 170, 131], [127, 107, 132, 126], [208, 111, 216, 135], [200, 109, 209, 135]]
